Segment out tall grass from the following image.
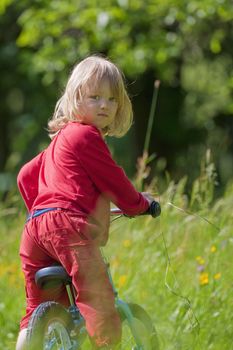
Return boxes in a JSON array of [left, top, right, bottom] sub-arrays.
[[106, 177, 233, 349], [0, 160, 232, 349]]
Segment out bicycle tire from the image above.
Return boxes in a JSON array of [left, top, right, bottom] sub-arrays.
[[120, 303, 160, 350], [26, 301, 73, 350]]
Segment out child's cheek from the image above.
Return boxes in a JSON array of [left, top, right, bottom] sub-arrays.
[[77, 103, 88, 117]]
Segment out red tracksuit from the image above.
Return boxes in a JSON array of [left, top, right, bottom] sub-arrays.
[[18, 122, 148, 347]]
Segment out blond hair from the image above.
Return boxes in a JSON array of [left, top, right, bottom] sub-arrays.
[[48, 55, 133, 139]]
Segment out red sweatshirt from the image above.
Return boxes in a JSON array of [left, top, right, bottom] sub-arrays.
[[17, 122, 149, 244]]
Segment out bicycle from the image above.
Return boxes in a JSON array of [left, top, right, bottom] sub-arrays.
[[26, 201, 161, 350]]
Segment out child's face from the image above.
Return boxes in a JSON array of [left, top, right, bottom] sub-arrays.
[[77, 78, 118, 131]]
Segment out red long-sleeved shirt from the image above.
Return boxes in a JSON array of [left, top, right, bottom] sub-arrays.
[[17, 122, 149, 244]]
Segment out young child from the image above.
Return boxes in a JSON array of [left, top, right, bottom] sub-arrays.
[[16, 55, 154, 349]]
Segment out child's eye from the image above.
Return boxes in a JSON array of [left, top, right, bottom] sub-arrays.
[[109, 97, 117, 102], [90, 95, 100, 100]]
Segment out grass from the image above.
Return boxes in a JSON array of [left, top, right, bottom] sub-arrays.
[[0, 178, 233, 349]]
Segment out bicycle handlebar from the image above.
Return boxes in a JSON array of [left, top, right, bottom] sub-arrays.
[[110, 200, 161, 218]]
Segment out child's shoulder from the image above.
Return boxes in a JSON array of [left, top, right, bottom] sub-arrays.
[[65, 122, 100, 136], [62, 122, 103, 146]]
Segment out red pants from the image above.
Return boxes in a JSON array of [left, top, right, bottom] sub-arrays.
[[19, 209, 121, 347]]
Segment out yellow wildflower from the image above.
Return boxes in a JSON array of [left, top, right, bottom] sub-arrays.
[[199, 272, 209, 286], [196, 256, 205, 265], [123, 239, 132, 248], [0, 264, 5, 277], [0, 263, 18, 277], [7, 263, 19, 274], [118, 275, 127, 287], [210, 245, 217, 253], [214, 273, 221, 280]]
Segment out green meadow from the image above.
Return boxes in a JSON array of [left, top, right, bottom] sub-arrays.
[[1, 175, 233, 350]]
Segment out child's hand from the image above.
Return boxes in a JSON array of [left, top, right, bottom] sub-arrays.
[[141, 192, 156, 205]]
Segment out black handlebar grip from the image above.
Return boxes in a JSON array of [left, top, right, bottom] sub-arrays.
[[148, 201, 161, 218]]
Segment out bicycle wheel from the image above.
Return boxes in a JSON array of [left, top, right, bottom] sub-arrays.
[[120, 303, 159, 350], [26, 301, 73, 350]]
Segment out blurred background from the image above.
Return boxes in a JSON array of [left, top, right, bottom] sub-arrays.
[[1, 0, 233, 198], [1, 2, 233, 348]]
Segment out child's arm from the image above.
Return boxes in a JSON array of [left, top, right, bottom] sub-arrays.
[[74, 126, 150, 216], [17, 151, 44, 212]]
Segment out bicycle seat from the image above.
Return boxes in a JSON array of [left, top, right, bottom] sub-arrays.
[[35, 265, 72, 289]]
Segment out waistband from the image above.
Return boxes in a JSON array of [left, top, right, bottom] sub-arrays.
[[26, 207, 62, 222]]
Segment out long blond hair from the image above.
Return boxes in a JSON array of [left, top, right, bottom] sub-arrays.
[[48, 55, 133, 139]]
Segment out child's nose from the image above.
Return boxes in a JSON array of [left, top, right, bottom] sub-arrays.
[[100, 98, 108, 108]]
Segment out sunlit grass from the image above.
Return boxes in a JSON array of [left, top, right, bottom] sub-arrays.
[[0, 208, 25, 350], [1, 181, 233, 349], [105, 181, 233, 350]]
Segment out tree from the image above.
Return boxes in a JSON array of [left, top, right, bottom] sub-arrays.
[[1, 0, 233, 192]]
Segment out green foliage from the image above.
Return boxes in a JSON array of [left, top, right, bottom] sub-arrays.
[[181, 57, 233, 127], [13, 0, 233, 87], [0, 0, 232, 191]]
